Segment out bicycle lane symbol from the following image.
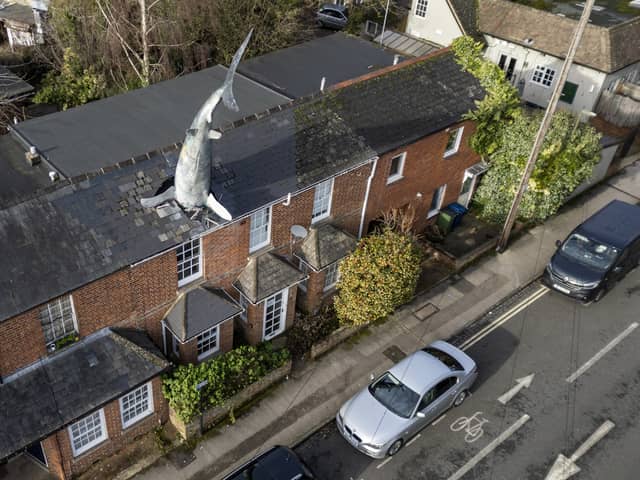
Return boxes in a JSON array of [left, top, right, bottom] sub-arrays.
[[450, 411, 489, 443]]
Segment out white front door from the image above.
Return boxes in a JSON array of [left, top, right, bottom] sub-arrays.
[[263, 288, 288, 340], [458, 170, 477, 208]]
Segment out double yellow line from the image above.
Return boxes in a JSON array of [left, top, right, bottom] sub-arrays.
[[460, 285, 549, 351]]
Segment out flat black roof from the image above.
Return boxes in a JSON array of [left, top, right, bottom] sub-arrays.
[[238, 32, 398, 99], [578, 200, 640, 249], [11, 65, 289, 177]]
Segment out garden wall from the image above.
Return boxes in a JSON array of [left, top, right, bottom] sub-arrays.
[[169, 360, 292, 440]]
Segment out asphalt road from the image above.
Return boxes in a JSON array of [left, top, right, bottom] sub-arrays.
[[295, 268, 640, 480]]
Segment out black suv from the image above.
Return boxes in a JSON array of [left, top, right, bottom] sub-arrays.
[[223, 446, 315, 480]]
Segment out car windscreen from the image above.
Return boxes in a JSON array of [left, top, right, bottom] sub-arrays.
[[561, 233, 619, 271], [423, 347, 464, 371], [368, 372, 419, 419]]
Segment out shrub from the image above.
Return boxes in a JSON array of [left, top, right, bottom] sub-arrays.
[[286, 305, 340, 358], [335, 226, 423, 326], [162, 342, 290, 422]]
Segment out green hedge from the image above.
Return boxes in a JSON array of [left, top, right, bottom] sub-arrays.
[[162, 343, 290, 422]]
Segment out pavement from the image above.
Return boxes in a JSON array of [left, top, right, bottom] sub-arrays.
[[134, 154, 640, 480]]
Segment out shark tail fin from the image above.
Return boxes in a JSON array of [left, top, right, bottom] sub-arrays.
[[221, 29, 254, 113]]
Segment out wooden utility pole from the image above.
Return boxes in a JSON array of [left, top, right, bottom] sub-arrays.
[[496, 0, 596, 252]]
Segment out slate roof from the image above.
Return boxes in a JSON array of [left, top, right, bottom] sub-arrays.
[[328, 50, 484, 154], [0, 65, 33, 98], [295, 223, 357, 271], [238, 32, 398, 99], [164, 286, 242, 342], [11, 65, 289, 177], [234, 253, 306, 304], [478, 0, 640, 73], [0, 147, 202, 322], [448, 0, 479, 39], [0, 133, 50, 207], [0, 327, 169, 459], [209, 96, 377, 216], [0, 2, 34, 25]]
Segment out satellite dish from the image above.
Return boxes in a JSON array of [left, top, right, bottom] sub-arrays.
[[290, 225, 308, 238]]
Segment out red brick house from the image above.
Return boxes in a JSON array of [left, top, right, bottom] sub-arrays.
[[0, 48, 483, 478]]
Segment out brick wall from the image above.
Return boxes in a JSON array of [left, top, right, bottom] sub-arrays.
[[42, 376, 167, 480], [365, 120, 480, 233], [297, 270, 328, 314], [0, 308, 46, 378], [177, 319, 234, 363]]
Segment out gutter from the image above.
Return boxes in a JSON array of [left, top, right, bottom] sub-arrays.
[[358, 156, 379, 239]]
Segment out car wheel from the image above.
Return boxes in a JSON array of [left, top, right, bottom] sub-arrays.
[[387, 439, 403, 456], [453, 390, 467, 407]]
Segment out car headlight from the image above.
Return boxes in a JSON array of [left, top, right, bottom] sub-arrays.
[[361, 441, 385, 450], [579, 280, 600, 289]]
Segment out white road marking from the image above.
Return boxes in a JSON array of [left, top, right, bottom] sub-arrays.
[[406, 434, 421, 447], [432, 414, 447, 426], [376, 456, 393, 469], [497, 373, 535, 405], [461, 286, 548, 351], [566, 322, 639, 383], [447, 414, 531, 480], [544, 420, 615, 480], [450, 411, 489, 443]]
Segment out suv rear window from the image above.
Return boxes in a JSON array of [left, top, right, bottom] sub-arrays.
[[423, 347, 463, 371]]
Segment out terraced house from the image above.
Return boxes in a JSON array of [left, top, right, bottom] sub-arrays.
[[0, 45, 484, 479]]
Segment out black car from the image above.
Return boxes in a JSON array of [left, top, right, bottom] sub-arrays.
[[543, 200, 640, 303], [223, 446, 315, 480]]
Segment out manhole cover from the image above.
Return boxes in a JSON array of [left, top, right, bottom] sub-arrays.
[[167, 447, 197, 469], [415, 302, 439, 321], [383, 345, 406, 363]]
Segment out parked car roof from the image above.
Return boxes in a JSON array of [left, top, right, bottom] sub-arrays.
[[388, 350, 451, 394], [320, 3, 347, 13], [576, 200, 640, 250], [223, 445, 313, 480]]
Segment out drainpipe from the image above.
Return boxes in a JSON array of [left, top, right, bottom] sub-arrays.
[[358, 156, 379, 239]]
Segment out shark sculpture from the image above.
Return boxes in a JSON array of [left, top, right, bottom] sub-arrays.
[[140, 30, 253, 221]]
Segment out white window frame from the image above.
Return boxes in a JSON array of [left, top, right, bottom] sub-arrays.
[[68, 409, 108, 457], [263, 288, 288, 341], [249, 207, 271, 253], [176, 238, 202, 287], [444, 127, 464, 157], [311, 179, 334, 223], [40, 295, 78, 345], [196, 325, 220, 361], [386, 152, 406, 184], [323, 263, 340, 292], [428, 184, 447, 218], [415, 0, 428, 17], [298, 260, 309, 292], [531, 65, 556, 88], [119, 382, 154, 429]]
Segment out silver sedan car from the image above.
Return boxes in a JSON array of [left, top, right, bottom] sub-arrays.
[[336, 340, 478, 458]]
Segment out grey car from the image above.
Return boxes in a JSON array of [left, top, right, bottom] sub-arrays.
[[316, 4, 349, 30], [336, 340, 478, 459]]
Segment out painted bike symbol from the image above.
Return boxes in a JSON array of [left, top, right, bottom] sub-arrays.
[[450, 411, 489, 443]]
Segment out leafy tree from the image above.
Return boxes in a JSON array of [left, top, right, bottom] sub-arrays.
[[334, 226, 422, 326], [34, 48, 107, 109], [451, 36, 521, 157], [37, 0, 309, 107], [475, 110, 601, 224]]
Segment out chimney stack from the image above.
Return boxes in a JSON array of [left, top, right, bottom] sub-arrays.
[[25, 146, 41, 166]]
